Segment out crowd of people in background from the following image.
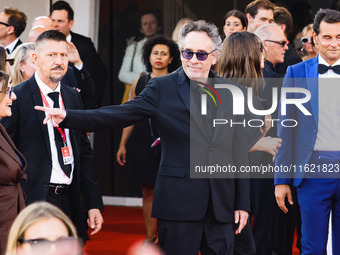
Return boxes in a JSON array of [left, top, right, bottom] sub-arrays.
[[1, 0, 340, 254]]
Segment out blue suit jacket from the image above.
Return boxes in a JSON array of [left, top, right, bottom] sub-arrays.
[[275, 56, 319, 187]]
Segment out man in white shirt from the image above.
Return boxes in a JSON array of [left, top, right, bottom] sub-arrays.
[[275, 8, 340, 254], [1, 30, 104, 242], [0, 7, 26, 55]]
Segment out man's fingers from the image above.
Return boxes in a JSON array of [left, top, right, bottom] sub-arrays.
[[234, 211, 240, 224]]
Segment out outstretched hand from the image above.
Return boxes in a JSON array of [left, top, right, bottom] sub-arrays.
[[34, 106, 67, 127]]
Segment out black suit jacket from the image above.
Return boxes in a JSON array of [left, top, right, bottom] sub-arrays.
[[61, 69, 250, 223], [1, 76, 103, 238], [11, 39, 22, 53], [70, 31, 107, 106]]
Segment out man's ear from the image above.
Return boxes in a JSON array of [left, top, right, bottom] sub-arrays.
[[312, 31, 318, 46], [246, 13, 252, 23], [280, 24, 286, 33], [7, 25, 15, 35], [68, 19, 74, 30]]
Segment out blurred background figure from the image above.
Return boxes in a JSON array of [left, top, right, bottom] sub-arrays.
[[0, 8, 27, 55], [273, 6, 302, 77], [31, 16, 54, 30], [223, 10, 247, 38], [0, 70, 26, 254], [10, 43, 36, 86], [171, 17, 193, 43], [245, 0, 274, 33], [117, 35, 180, 243], [27, 26, 47, 43], [118, 10, 162, 103], [300, 24, 318, 61], [127, 239, 164, 255], [0, 46, 13, 75], [6, 202, 82, 255]]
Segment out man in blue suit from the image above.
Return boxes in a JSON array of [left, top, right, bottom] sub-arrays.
[[36, 20, 250, 255], [275, 9, 340, 255]]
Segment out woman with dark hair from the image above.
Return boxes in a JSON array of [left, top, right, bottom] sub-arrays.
[[223, 10, 247, 38], [117, 35, 180, 243], [217, 31, 282, 255], [0, 70, 27, 254]]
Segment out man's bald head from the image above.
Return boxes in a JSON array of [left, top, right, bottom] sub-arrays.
[[32, 16, 54, 30], [28, 25, 47, 43]]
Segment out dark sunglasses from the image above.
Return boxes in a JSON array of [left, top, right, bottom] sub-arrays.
[[0, 21, 10, 27], [18, 237, 81, 254], [181, 49, 216, 61], [301, 37, 312, 44], [264, 40, 288, 48], [6, 58, 15, 66]]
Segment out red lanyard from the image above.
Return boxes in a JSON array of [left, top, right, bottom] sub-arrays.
[[39, 89, 66, 143]]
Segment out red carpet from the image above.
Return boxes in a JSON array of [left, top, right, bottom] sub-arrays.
[[84, 206, 145, 255], [83, 206, 300, 255]]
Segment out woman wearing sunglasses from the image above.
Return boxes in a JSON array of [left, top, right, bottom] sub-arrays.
[[0, 46, 14, 75], [217, 31, 282, 255], [6, 202, 82, 255], [0, 70, 27, 254], [300, 24, 318, 61], [116, 35, 180, 244]]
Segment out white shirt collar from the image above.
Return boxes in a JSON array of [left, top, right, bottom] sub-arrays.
[[34, 72, 61, 95], [5, 38, 19, 54], [66, 34, 72, 42], [318, 55, 340, 66]]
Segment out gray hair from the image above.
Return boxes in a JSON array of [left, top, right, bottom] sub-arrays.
[[254, 23, 281, 41], [178, 20, 222, 58]]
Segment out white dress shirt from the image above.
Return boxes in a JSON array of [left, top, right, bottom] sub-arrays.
[[35, 73, 75, 184], [5, 38, 19, 55], [314, 56, 340, 151]]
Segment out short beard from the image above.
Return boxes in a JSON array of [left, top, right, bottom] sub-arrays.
[[50, 75, 63, 84], [50, 65, 64, 83]]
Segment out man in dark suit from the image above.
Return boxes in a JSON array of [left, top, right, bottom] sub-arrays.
[[1, 30, 104, 241], [37, 20, 250, 255], [273, 6, 302, 77], [0, 7, 26, 55], [50, 0, 107, 107], [275, 9, 340, 254]]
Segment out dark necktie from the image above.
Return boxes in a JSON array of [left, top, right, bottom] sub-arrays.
[[48, 92, 71, 177], [318, 64, 340, 74], [5, 48, 10, 55]]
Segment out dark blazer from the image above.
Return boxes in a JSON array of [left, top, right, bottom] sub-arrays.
[[1, 76, 104, 239], [11, 39, 22, 53], [0, 124, 26, 254], [70, 31, 107, 106], [61, 69, 250, 223]]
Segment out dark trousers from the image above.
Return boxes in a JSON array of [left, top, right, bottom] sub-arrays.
[[158, 205, 234, 255], [47, 187, 73, 224], [234, 218, 256, 255]]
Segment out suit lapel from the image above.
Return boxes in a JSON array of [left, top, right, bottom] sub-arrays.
[[176, 70, 211, 140], [305, 57, 319, 124], [29, 77, 52, 156], [0, 124, 24, 167]]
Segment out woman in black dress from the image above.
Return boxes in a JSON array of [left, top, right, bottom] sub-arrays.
[[117, 35, 180, 242]]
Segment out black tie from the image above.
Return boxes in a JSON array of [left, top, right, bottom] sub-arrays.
[[318, 64, 340, 74], [5, 48, 10, 55], [48, 92, 71, 177]]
